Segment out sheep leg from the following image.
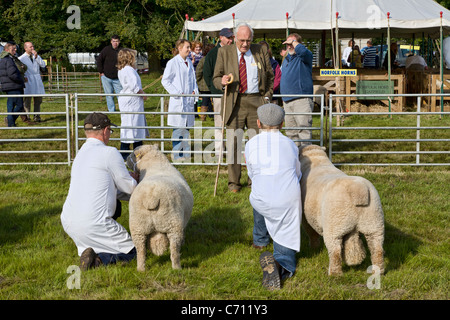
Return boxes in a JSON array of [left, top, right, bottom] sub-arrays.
[[133, 232, 147, 272], [302, 215, 321, 249], [324, 235, 343, 276], [365, 232, 385, 275], [167, 230, 183, 269]]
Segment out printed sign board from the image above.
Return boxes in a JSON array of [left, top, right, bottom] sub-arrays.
[[356, 80, 394, 100]]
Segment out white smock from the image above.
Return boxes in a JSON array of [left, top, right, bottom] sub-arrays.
[[60, 138, 137, 256], [161, 54, 198, 127], [18, 53, 45, 94], [245, 131, 302, 251], [117, 65, 148, 143]]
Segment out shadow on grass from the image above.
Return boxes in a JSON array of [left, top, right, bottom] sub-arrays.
[[173, 206, 247, 268], [297, 221, 422, 275], [0, 204, 62, 245]]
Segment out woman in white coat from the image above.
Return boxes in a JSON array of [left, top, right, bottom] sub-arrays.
[[117, 48, 148, 160], [161, 39, 198, 161]]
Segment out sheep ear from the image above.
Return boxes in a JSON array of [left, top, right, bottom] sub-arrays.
[[321, 146, 326, 151]]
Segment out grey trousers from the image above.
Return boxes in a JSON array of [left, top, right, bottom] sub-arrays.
[[24, 97, 43, 120], [283, 98, 314, 147]]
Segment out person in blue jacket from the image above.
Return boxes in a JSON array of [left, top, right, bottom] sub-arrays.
[[280, 33, 314, 147]]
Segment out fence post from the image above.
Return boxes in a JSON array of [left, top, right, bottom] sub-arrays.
[[74, 93, 79, 156], [320, 94, 324, 147], [66, 94, 72, 165], [160, 96, 165, 154], [416, 96, 421, 165], [328, 94, 333, 160]]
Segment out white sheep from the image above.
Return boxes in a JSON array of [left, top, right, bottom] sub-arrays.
[[299, 145, 385, 276], [127, 144, 193, 271]]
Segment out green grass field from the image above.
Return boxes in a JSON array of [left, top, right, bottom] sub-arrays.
[[0, 73, 448, 301]]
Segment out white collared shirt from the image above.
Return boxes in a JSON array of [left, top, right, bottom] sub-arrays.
[[236, 48, 259, 94]]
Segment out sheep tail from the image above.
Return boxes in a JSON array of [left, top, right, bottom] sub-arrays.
[[348, 179, 370, 207], [148, 232, 169, 256], [343, 231, 366, 266]]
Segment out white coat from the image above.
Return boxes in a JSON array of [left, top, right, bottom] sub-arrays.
[[161, 54, 198, 127], [245, 131, 302, 251], [19, 53, 46, 94], [117, 65, 148, 143], [61, 138, 137, 256]]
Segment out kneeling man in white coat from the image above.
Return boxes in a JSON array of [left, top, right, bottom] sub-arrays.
[[61, 113, 140, 270], [245, 103, 302, 290]]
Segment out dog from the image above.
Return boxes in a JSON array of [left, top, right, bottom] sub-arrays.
[[299, 145, 385, 275], [127, 144, 193, 271]]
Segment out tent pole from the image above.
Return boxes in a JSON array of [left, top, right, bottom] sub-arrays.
[[286, 12, 290, 38], [185, 14, 189, 40], [321, 30, 326, 67], [335, 12, 343, 126], [336, 12, 340, 69], [387, 12, 392, 116], [440, 11, 444, 118]]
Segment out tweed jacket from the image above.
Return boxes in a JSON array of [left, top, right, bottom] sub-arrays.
[[213, 43, 274, 125]]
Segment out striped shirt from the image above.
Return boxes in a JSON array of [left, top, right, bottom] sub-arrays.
[[362, 46, 378, 67]]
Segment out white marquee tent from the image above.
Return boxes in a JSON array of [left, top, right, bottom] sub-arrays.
[[185, 0, 450, 38]]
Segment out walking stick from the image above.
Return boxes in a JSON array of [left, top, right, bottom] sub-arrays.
[[214, 73, 234, 197]]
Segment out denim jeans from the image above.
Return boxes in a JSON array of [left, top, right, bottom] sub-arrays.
[[97, 247, 137, 266], [253, 208, 297, 279], [171, 128, 190, 160], [101, 75, 122, 112], [5, 90, 24, 127]]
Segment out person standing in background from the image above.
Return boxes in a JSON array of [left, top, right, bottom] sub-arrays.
[[213, 23, 274, 193], [19, 41, 46, 122], [161, 39, 199, 161], [117, 48, 149, 160], [0, 42, 27, 127], [97, 35, 123, 112], [280, 33, 314, 147]]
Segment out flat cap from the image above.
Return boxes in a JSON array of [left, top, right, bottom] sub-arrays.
[[257, 103, 285, 126]]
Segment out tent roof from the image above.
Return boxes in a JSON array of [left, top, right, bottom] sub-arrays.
[[185, 0, 450, 39]]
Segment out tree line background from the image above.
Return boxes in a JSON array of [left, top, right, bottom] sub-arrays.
[[0, 0, 240, 71], [1, 0, 449, 72]]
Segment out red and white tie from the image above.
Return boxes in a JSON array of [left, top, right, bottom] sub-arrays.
[[239, 53, 247, 94]]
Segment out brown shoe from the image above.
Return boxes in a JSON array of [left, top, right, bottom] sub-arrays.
[[80, 247, 100, 271], [23, 119, 36, 125]]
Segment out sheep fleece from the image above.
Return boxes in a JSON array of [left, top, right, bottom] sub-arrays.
[[299, 145, 385, 275], [128, 145, 193, 271]]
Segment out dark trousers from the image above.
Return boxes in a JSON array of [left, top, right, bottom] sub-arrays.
[[5, 89, 24, 127], [120, 141, 143, 160], [98, 247, 137, 266]]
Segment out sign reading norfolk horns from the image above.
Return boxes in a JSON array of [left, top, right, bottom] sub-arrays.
[[320, 69, 357, 76]]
